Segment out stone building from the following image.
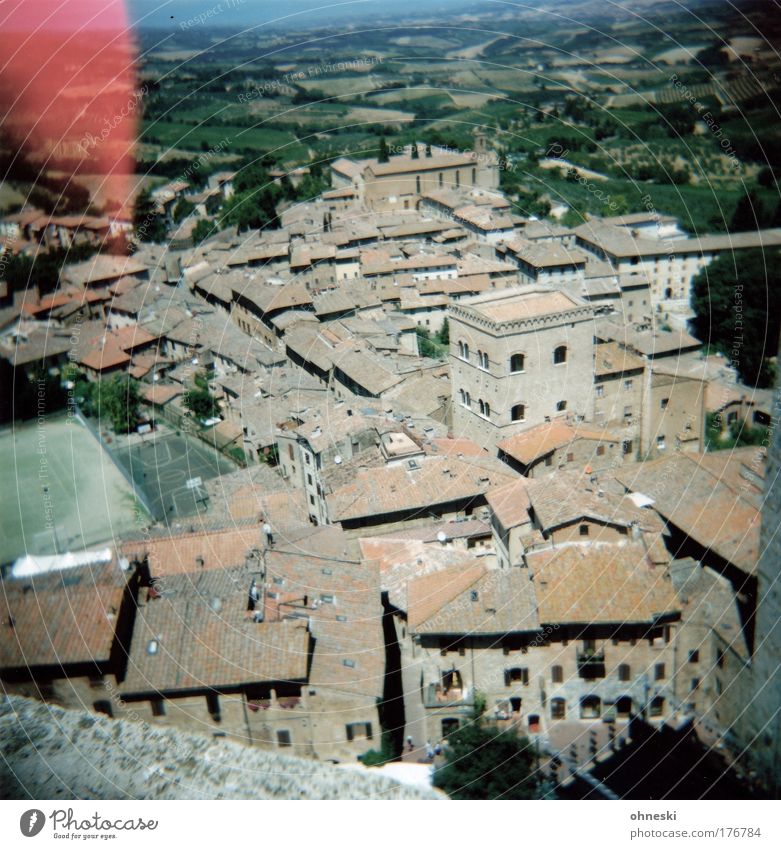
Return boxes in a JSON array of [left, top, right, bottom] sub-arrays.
[[726, 388, 781, 794], [380, 541, 681, 744], [330, 133, 500, 213], [0, 560, 134, 716], [116, 530, 385, 763], [497, 420, 626, 478], [448, 287, 597, 449]]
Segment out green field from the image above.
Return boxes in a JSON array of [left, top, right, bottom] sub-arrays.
[[141, 120, 306, 158], [0, 415, 147, 565]]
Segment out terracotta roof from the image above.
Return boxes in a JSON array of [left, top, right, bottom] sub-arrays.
[[409, 565, 539, 635], [79, 342, 131, 372], [120, 526, 265, 577], [615, 453, 760, 573], [486, 479, 532, 530], [429, 437, 487, 457], [139, 383, 183, 406], [122, 568, 310, 694], [527, 542, 679, 625], [594, 341, 646, 377], [498, 421, 619, 466], [407, 563, 486, 630], [61, 255, 149, 286], [358, 537, 481, 613], [261, 552, 384, 699], [0, 566, 125, 671], [458, 287, 586, 325], [326, 456, 516, 523], [527, 471, 660, 533]]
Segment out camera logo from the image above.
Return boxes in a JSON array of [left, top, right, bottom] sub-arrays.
[[20, 810, 46, 837]]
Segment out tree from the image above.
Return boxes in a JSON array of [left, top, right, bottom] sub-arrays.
[[438, 317, 449, 346], [433, 723, 538, 800], [184, 371, 219, 421], [133, 188, 166, 243], [192, 218, 218, 244], [172, 197, 194, 223], [691, 248, 781, 387], [94, 375, 141, 433], [757, 167, 776, 189], [378, 137, 390, 164], [730, 189, 766, 232]]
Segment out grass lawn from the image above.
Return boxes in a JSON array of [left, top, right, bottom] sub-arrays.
[[0, 415, 147, 565]]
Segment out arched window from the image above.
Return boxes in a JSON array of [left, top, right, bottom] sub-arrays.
[[481, 351, 489, 370], [551, 665, 563, 683], [484, 401, 491, 418], [511, 404, 525, 422], [463, 342, 470, 360], [509, 353, 525, 373], [464, 391, 471, 407], [471, 167, 477, 185], [618, 663, 631, 682], [478, 400, 485, 416], [551, 698, 566, 719], [416, 176, 421, 193], [553, 345, 567, 365]]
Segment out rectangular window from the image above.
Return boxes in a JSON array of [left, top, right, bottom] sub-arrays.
[[690, 678, 700, 692], [654, 663, 665, 681], [346, 722, 373, 742], [596, 445, 605, 456], [661, 398, 669, 410], [277, 730, 292, 747], [152, 698, 166, 717], [505, 668, 529, 686], [551, 699, 566, 719], [595, 385, 604, 398], [688, 650, 699, 664], [624, 379, 633, 390]]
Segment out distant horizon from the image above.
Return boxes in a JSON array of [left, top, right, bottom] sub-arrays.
[[127, 0, 484, 30]]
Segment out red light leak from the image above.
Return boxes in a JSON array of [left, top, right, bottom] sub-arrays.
[[0, 0, 139, 216]]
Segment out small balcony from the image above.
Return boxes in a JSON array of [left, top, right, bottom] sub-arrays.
[[423, 682, 473, 709], [576, 649, 606, 680]]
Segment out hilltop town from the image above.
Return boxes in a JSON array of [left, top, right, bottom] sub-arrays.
[[1, 131, 780, 799]]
